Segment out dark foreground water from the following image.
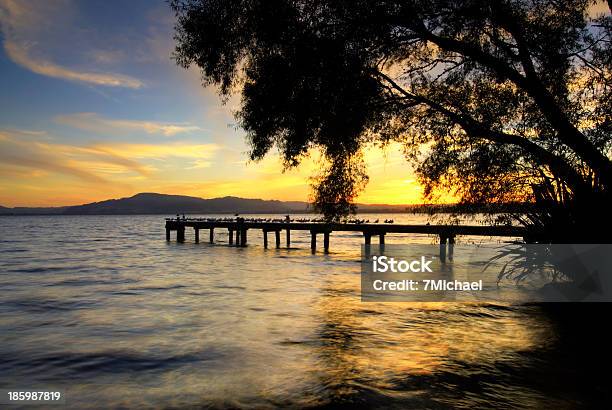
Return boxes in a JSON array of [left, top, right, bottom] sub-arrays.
[[0, 215, 609, 409]]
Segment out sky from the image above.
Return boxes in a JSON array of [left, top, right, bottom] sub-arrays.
[[6, 2, 607, 207], [0, 0, 425, 207]]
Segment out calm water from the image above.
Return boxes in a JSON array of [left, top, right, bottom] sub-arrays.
[[0, 215, 607, 408]]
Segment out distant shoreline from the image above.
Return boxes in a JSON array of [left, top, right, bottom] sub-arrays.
[[0, 209, 524, 216], [0, 210, 425, 216], [0, 210, 436, 216], [0, 192, 532, 216]]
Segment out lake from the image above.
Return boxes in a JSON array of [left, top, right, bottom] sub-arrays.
[[0, 214, 607, 408]]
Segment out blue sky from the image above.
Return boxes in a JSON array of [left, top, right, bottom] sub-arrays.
[[0, 0, 425, 206], [0, 0, 217, 138]]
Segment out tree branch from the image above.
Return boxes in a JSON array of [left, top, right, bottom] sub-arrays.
[[373, 69, 588, 192], [406, 21, 612, 184]]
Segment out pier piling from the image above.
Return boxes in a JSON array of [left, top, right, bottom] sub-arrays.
[[275, 230, 280, 248], [448, 235, 455, 261], [439, 235, 448, 263], [195, 228, 199, 243], [310, 231, 317, 252]]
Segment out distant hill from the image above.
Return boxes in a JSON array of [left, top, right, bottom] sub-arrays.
[[62, 193, 309, 215], [0, 193, 312, 215], [0, 206, 66, 215], [0, 193, 531, 215]]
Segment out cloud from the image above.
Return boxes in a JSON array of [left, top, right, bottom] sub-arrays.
[[0, 131, 114, 185], [89, 141, 220, 161], [0, 130, 220, 186], [55, 112, 202, 136], [3, 41, 144, 88], [188, 159, 213, 169], [0, 0, 143, 88]]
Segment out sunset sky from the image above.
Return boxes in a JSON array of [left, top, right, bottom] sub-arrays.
[[0, 0, 427, 207]]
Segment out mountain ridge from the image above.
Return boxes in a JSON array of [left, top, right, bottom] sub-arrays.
[[0, 193, 410, 215]]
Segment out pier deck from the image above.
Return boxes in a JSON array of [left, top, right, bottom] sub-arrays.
[[165, 218, 527, 261]]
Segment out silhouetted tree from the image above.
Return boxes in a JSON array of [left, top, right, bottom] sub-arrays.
[[172, 0, 611, 234]]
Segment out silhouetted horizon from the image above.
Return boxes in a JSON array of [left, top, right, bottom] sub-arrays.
[[0, 192, 537, 215]]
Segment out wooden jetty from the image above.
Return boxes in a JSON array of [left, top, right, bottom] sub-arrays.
[[165, 217, 527, 261]]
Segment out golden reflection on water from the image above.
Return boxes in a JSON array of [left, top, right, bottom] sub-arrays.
[[310, 270, 556, 406], [36, 260, 557, 408], [0, 215, 579, 409]]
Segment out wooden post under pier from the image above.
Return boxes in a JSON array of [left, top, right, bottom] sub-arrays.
[[166, 228, 170, 241], [286, 228, 291, 248], [177, 226, 185, 243], [209, 228, 214, 243], [194, 228, 199, 243], [363, 231, 384, 250], [439, 235, 448, 263], [323, 232, 330, 253], [228, 229, 234, 245], [310, 231, 317, 253], [275, 230, 281, 248], [263, 230, 268, 249], [241, 229, 248, 247], [236, 218, 244, 247]]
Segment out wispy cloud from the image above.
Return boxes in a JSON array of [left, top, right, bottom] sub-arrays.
[[3, 42, 143, 88], [0, 130, 220, 186], [89, 141, 219, 161], [187, 159, 213, 169], [55, 113, 201, 137], [0, 131, 115, 185], [0, 0, 143, 88]]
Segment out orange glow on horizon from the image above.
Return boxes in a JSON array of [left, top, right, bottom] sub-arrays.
[[0, 135, 455, 207]]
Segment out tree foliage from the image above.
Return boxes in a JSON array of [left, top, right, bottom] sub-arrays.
[[172, 0, 612, 230]]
